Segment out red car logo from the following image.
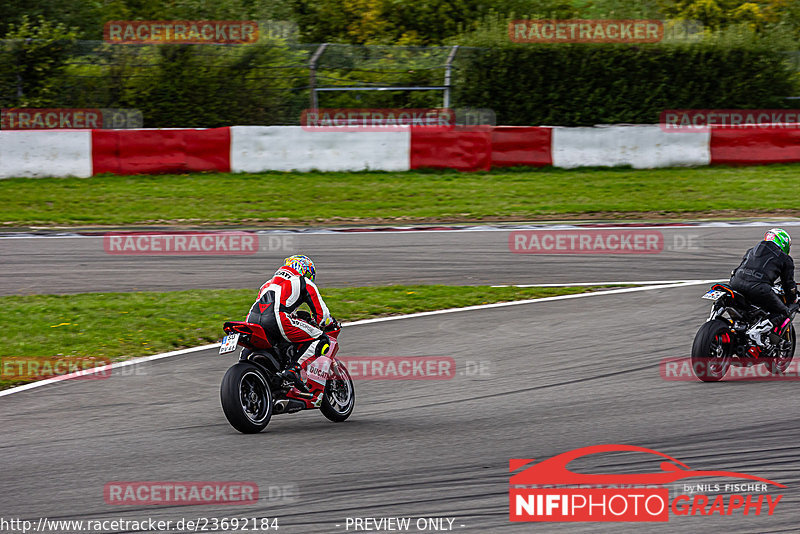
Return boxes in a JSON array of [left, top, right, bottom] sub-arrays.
[[510, 444, 785, 488]]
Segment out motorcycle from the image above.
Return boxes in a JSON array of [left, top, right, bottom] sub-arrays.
[[218, 311, 355, 433], [691, 282, 798, 381]]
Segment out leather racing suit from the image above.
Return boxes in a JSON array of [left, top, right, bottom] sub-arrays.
[[246, 265, 333, 368], [730, 240, 797, 329]]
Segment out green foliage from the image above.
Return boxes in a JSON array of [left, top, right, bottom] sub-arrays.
[[289, 0, 579, 45], [0, 7, 798, 127], [0, 37, 310, 127], [453, 42, 799, 126], [661, 0, 784, 30], [0, 16, 79, 107], [114, 42, 307, 127], [0, 0, 295, 40]]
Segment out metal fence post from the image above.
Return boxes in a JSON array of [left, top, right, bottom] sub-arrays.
[[309, 43, 329, 111], [443, 45, 459, 108]]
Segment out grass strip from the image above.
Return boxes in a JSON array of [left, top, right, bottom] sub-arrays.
[[2, 165, 800, 227], [0, 284, 606, 390]]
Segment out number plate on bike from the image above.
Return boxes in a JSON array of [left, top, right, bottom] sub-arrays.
[[702, 290, 725, 301], [219, 333, 240, 354]]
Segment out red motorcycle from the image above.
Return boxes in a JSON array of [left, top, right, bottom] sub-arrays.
[[218, 312, 355, 433]]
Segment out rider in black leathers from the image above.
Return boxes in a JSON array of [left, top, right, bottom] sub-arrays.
[[730, 228, 797, 344]]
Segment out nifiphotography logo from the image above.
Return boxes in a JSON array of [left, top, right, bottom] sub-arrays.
[[509, 444, 784, 522]]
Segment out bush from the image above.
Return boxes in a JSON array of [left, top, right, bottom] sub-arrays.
[[452, 43, 800, 126]]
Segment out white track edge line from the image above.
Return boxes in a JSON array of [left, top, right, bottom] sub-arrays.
[[491, 280, 722, 287], [0, 279, 720, 398], [0, 344, 216, 398]]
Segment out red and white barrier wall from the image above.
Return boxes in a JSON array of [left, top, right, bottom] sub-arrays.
[[0, 130, 93, 178], [231, 126, 410, 172], [1, 125, 799, 178]]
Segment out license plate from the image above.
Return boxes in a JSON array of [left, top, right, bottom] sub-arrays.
[[219, 333, 240, 354], [702, 290, 725, 301]]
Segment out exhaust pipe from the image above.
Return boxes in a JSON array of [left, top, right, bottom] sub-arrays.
[[272, 398, 305, 415], [273, 399, 289, 414]]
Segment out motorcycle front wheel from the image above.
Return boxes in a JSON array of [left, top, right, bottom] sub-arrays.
[[767, 324, 796, 375], [220, 362, 273, 433], [321, 361, 355, 422]]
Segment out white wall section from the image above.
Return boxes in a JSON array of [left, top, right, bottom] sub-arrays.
[[231, 126, 411, 172], [551, 125, 711, 169], [0, 131, 92, 178]]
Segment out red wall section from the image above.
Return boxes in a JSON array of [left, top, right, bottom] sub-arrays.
[[92, 128, 231, 175], [410, 128, 492, 171], [710, 128, 800, 165], [490, 126, 552, 167]]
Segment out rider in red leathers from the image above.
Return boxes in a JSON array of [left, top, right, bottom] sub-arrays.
[[246, 255, 333, 398]]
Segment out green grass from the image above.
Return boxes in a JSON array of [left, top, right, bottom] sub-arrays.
[[0, 284, 605, 390], [2, 165, 800, 227]]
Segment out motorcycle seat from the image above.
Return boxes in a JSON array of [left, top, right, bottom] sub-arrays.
[[223, 321, 273, 349], [712, 283, 750, 306]]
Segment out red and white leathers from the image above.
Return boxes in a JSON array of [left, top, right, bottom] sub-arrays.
[[246, 266, 332, 362]]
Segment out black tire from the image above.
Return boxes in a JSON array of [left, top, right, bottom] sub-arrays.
[[220, 362, 273, 433], [320, 361, 355, 422], [767, 324, 796, 375], [691, 319, 733, 382]]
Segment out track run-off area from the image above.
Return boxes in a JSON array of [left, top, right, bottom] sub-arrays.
[[2, 222, 800, 533]]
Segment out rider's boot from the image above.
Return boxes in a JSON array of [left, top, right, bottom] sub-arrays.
[[278, 363, 313, 399]]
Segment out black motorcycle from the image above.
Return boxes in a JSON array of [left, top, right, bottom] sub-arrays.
[[692, 283, 798, 381]]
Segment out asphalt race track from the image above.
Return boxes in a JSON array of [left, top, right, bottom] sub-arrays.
[[0, 223, 788, 295], [2, 223, 800, 533]]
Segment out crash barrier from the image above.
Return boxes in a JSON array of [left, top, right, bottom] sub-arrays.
[[710, 127, 800, 166], [92, 128, 231, 175], [0, 130, 93, 178], [231, 126, 410, 173], [1, 125, 799, 178], [551, 126, 711, 169]]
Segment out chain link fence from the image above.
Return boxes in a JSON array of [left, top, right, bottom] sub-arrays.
[[0, 39, 476, 128], [1, 38, 797, 128]]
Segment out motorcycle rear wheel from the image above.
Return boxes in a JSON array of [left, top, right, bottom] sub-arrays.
[[221, 362, 273, 433], [691, 319, 733, 382]]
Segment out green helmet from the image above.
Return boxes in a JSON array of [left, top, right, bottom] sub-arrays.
[[765, 228, 791, 254]]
